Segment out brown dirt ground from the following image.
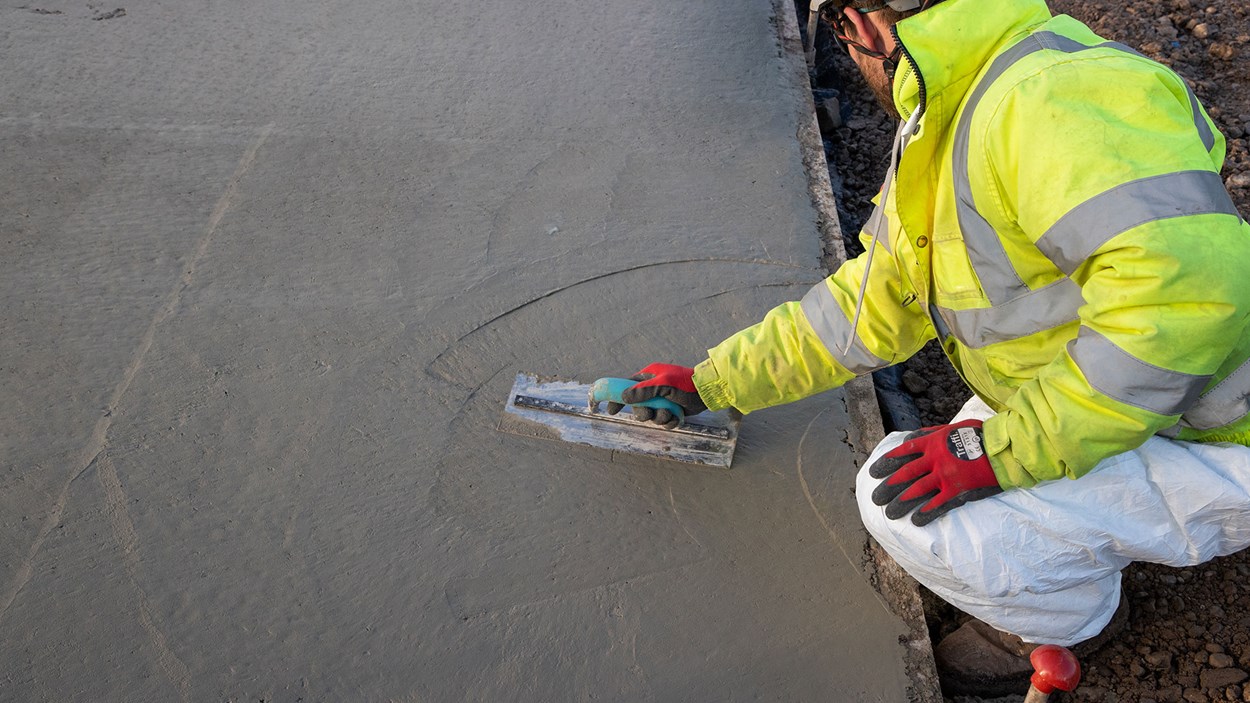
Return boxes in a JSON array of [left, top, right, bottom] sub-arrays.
[[814, 2, 1250, 701]]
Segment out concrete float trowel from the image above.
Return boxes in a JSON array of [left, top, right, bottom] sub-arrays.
[[500, 373, 742, 468]]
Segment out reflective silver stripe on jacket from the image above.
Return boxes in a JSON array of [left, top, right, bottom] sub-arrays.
[[1186, 87, 1219, 153], [1070, 327, 1211, 416], [862, 203, 891, 254], [935, 278, 1081, 349], [1179, 358, 1250, 431], [944, 29, 1224, 348], [800, 281, 890, 375], [1036, 170, 1240, 275]]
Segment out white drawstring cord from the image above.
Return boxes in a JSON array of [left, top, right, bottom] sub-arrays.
[[839, 108, 923, 357]]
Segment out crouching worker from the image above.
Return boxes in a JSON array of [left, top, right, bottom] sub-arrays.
[[612, 0, 1250, 696]]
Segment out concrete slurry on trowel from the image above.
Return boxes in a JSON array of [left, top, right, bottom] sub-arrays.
[[501, 373, 742, 468]]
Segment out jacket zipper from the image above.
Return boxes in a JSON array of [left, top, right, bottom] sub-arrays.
[[889, 25, 958, 371], [890, 25, 927, 119]]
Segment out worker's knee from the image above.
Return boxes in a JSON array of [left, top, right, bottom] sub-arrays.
[[854, 433, 927, 555], [854, 431, 958, 594], [855, 464, 890, 540]]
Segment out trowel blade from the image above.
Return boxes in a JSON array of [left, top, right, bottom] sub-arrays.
[[500, 372, 740, 468]]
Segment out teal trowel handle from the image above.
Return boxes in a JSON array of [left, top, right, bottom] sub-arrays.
[[589, 377, 685, 424]]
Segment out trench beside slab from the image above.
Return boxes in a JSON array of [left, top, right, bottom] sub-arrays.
[[0, 0, 931, 700]]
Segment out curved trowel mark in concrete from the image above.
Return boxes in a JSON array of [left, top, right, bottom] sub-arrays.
[[425, 257, 822, 391], [794, 405, 889, 607], [422, 255, 845, 622]]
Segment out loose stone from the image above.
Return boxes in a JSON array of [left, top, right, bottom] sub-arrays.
[[1201, 668, 1250, 689], [1212, 653, 1237, 668]]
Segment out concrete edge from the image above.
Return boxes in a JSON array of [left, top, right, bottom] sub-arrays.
[[769, 3, 942, 701]]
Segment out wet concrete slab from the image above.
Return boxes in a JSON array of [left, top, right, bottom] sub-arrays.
[[1, 0, 924, 700]]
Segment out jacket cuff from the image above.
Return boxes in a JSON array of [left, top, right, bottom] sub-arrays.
[[693, 357, 736, 412], [982, 415, 1038, 490]]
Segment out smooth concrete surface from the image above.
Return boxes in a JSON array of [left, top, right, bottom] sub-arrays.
[[1, 1, 915, 700]]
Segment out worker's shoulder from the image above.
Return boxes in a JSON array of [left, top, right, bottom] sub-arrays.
[[970, 31, 1191, 125]]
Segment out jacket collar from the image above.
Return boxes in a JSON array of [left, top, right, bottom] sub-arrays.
[[890, 0, 1053, 122]]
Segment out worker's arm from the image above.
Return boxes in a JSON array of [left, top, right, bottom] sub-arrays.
[[693, 224, 935, 414], [978, 55, 1250, 488]]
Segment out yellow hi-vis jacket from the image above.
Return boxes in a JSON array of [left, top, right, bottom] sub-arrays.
[[692, 0, 1250, 489]]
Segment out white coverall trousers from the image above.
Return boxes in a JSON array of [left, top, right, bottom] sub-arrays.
[[857, 397, 1250, 646]]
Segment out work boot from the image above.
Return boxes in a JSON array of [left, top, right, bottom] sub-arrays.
[[934, 618, 1039, 697], [933, 594, 1129, 697]]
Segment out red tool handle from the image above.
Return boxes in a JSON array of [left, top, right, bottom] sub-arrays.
[[1023, 644, 1081, 702]]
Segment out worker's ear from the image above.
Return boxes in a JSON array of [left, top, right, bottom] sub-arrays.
[[841, 7, 889, 55]]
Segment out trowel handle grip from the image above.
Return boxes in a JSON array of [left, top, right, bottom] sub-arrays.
[[590, 378, 686, 422]]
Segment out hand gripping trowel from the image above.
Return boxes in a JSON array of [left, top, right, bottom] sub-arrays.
[[500, 373, 741, 468]]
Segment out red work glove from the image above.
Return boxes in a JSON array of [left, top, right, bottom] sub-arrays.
[[606, 363, 707, 429], [869, 419, 1003, 526]]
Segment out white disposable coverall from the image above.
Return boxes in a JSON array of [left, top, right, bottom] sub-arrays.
[[858, 396, 1250, 646]]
